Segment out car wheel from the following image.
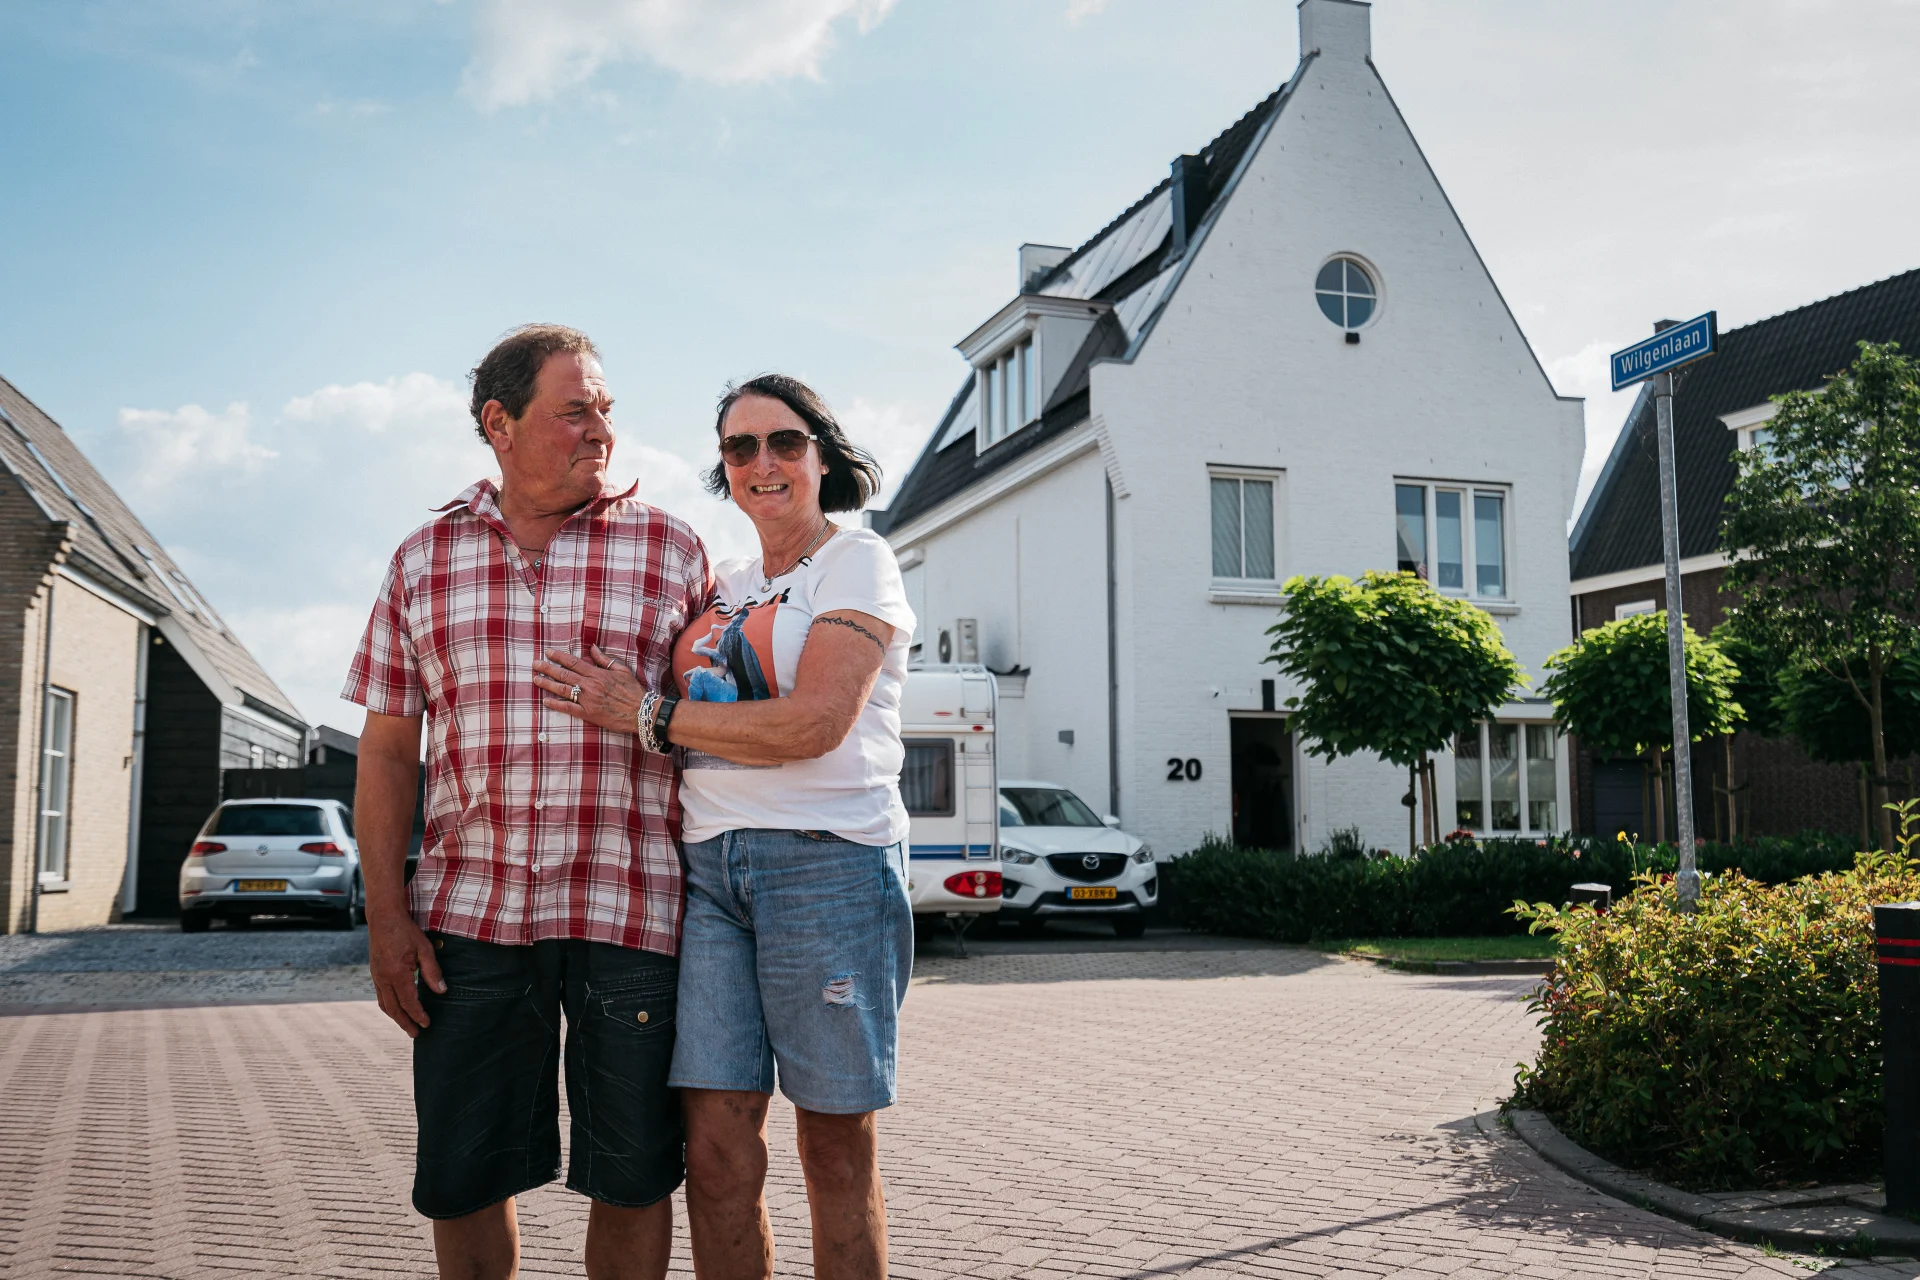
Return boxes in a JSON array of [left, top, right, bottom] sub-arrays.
[[351, 874, 366, 926], [1112, 915, 1147, 939], [179, 911, 210, 934]]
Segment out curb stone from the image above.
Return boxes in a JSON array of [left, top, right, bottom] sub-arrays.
[[1347, 954, 1554, 976], [1485, 1108, 1920, 1257]]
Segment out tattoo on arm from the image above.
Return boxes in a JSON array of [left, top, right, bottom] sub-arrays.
[[812, 615, 886, 654]]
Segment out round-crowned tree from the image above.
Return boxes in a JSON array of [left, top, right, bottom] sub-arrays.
[[1540, 611, 1743, 843], [1266, 570, 1523, 855]]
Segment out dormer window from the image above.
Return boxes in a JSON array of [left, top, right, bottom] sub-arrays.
[[978, 336, 1039, 449]]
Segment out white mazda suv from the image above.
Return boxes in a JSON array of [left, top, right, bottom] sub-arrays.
[[995, 781, 1156, 938]]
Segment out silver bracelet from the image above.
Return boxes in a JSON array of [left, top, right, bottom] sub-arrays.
[[637, 691, 662, 753]]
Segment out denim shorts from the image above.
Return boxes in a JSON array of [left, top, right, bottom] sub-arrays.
[[668, 829, 914, 1114], [412, 933, 683, 1219]]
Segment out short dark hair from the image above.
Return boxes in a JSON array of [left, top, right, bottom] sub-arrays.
[[468, 324, 600, 443], [703, 374, 883, 514]]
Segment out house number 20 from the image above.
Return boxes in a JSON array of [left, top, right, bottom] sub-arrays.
[[1165, 757, 1202, 781]]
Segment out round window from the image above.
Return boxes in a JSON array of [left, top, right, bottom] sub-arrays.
[[1315, 256, 1376, 329]]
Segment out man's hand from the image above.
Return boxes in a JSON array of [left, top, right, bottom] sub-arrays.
[[370, 910, 445, 1038], [533, 644, 645, 733]]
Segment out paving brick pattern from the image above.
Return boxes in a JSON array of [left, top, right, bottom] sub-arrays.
[[1, 946, 1909, 1278]]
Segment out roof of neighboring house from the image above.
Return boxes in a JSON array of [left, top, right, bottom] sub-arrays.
[[872, 76, 1297, 536], [0, 374, 307, 729], [1570, 267, 1920, 583]]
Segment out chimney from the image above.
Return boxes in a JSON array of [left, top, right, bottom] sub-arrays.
[[1168, 154, 1204, 256], [1019, 243, 1071, 293], [1297, 0, 1371, 61]]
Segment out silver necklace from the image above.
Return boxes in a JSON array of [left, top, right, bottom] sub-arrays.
[[760, 520, 833, 591]]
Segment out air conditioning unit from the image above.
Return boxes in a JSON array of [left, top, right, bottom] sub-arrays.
[[955, 618, 979, 664]]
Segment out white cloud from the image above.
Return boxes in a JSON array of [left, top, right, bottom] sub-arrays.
[[1065, 0, 1110, 23], [839, 394, 930, 508], [462, 0, 899, 109], [113, 401, 278, 514]]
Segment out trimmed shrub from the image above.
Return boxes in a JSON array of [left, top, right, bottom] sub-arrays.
[[1166, 832, 1856, 944], [1512, 854, 1920, 1189]]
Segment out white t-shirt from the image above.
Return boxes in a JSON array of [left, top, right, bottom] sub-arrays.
[[671, 527, 916, 846]]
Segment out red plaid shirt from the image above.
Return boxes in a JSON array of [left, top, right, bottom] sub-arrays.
[[342, 478, 711, 954]]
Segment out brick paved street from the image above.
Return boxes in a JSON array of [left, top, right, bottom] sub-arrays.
[[2, 943, 1912, 1278]]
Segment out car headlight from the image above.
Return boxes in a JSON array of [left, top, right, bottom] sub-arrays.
[[1002, 848, 1037, 865], [1131, 844, 1154, 864]]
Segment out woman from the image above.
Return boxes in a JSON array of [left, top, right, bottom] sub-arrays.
[[534, 373, 915, 1280]]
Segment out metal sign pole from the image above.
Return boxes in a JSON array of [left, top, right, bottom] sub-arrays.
[[1652, 369, 1699, 906]]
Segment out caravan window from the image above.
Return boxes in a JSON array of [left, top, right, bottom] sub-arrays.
[[900, 740, 954, 816]]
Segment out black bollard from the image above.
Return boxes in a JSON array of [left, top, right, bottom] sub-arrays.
[[1876, 902, 1920, 1215], [1569, 882, 1612, 910]]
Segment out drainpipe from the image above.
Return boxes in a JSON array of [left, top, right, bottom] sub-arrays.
[[1105, 475, 1120, 819], [121, 625, 150, 917], [26, 576, 55, 935]]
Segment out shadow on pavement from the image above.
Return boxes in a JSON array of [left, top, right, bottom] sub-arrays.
[[0, 920, 368, 974]]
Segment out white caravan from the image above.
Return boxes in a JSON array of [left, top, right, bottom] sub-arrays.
[[899, 665, 1001, 923]]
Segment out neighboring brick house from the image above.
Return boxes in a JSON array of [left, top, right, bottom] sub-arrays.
[[1, 375, 306, 932], [1568, 267, 1920, 843]]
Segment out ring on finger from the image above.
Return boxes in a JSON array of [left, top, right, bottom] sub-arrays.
[[569, 684, 581, 704]]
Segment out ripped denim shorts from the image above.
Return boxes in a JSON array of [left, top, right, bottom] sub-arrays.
[[668, 829, 913, 1114]]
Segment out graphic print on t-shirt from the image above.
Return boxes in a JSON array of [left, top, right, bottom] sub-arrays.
[[671, 590, 785, 704]]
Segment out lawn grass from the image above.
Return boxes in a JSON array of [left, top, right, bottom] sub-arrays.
[[1313, 935, 1559, 962]]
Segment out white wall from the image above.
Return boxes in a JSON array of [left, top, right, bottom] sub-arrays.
[[896, 444, 1114, 812], [1094, 13, 1584, 857]]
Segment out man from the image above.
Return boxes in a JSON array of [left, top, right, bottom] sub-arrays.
[[345, 325, 709, 1280]]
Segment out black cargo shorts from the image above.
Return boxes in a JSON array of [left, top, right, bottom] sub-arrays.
[[411, 933, 682, 1219]]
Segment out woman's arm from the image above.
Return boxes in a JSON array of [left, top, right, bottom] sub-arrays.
[[532, 608, 894, 766]]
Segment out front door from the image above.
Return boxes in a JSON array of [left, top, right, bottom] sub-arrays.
[[1230, 717, 1293, 851]]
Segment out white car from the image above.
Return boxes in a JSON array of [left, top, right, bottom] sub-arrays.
[[995, 782, 1157, 937], [178, 798, 362, 931]]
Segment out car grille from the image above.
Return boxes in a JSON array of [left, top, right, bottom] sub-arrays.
[[1045, 853, 1130, 883]]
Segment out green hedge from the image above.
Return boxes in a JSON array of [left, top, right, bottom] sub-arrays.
[[1513, 857, 1915, 1188], [1166, 832, 1856, 944]]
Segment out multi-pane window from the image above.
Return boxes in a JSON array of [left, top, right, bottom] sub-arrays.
[[978, 336, 1040, 449], [1314, 256, 1377, 329], [1211, 473, 1276, 581], [38, 687, 74, 882], [1455, 722, 1558, 833], [900, 739, 955, 816], [1393, 481, 1508, 598]]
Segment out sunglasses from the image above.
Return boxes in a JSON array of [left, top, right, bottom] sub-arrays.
[[719, 429, 817, 466]]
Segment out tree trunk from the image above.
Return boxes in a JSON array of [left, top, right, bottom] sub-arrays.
[[1724, 734, 1738, 842], [1406, 761, 1418, 858], [1871, 651, 1894, 852], [1861, 762, 1873, 854], [1649, 746, 1668, 844], [1417, 752, 1436, 848]]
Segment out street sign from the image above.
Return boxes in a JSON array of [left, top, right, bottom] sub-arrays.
[[1609, 311, 1717, 391]]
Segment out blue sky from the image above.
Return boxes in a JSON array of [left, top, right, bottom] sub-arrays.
[[4, 0, 1919, 733]]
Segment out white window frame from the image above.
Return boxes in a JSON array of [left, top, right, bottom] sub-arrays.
[[1208, 467, 1282, 589], [1453, 719, 1562, 836], [975, 334, 1039, 452], [1393, 479, 1513, 602], [38, 686, 75, 884], [1614, 599, 1657, 620]]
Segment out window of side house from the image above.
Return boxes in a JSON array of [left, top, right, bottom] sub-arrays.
[[1393, 480, 1509, 598], [977, 336, 1039, 449], [1210, 471, 1277, 582], [38, 687, 74, 882], [1315, 256, 1377, 329], [1454, 721, 1558, 834]]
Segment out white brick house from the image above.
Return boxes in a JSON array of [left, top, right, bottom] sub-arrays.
[[870, 0, 1584, 859]]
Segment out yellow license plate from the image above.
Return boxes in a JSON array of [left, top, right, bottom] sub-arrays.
[[235, 880, 287, 892], [1069, 886, 1118, 900]]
